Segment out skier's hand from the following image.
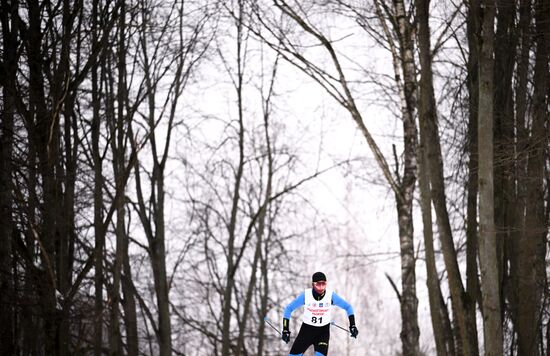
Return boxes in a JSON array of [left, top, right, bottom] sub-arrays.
[[282, 317, 290, 343], [349, 325, 359, 338], [282, 330, 291, 343]]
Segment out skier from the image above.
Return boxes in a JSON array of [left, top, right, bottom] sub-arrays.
[[281, 271, 358, 356]]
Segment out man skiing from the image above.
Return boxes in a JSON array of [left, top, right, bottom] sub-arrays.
[[282, 271, 358, 356]]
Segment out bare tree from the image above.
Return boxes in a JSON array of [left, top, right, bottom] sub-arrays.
[[415, 0, 457, 354], [465, 1, 482, 355], [129, 1, 212, 354], [0, 0, 17, 353], [516, 0, 549, 354], [476, 0, 504, 354]]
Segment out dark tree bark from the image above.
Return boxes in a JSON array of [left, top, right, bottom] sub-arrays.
[[417, 0, 474, 347], [509, 0, 532, 332], [0, 0, 17, 353], [91, 1, 106, 354], [466, 1, 482, 354], [517, 0, 549, 354], [492, 0, 517, 327], [107, 2, 128, 354], [415, 0, 457, 354], [477, 0, 504, 354], [27, 0, 64, 353]]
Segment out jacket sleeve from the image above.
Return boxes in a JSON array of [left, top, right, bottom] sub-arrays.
[[332, 292, 354, 316], [283, 292, 305, 319]]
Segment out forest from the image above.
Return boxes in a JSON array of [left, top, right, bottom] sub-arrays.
[[0, 0, 549, 355]]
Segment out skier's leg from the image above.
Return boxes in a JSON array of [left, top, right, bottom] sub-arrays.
[[312, 342, 328, 356], [312, 324, 330, 356], [289, 324, 313, 356]]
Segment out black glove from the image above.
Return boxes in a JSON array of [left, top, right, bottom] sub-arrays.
[[282, 318, 290, 343], [350, 325, 359, 338], [282, 330, 291, 343], [349, 314, 359, 338]]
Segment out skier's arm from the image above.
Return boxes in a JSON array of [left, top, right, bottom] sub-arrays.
[[332, 292, 354, 316], [281, 292, 305, 343], [333, 292, 359, 338], [283, 292, 305, 319]]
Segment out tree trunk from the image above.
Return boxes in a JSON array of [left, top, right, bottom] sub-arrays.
[[493, 0, 517, 328], [415, 0, 473, 349], [152, 229, 172, 356], [57, 3, 78, 355], [509, 0, 532, 331], [28, 0, 62, 353], [92, 0, 105, 353], [393, 1, 420, 354], [517, 0, 549, 353], [122, 241, 139, 356], [0, 0, 17, 352], [222, 3, 246, 355], [236, 70, 276, 354], [109, 3, 127, 354], [477, 1, 503, 354], [466, 2, 482, 355], [257, 241, 269, 356], [19, 1, 41, 350], [119, 58, 138, 356], [415, 0, 456, 354]]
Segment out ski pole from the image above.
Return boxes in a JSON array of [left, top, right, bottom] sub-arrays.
[[263, 316, 281, 335], [331, 321, 349, 333]]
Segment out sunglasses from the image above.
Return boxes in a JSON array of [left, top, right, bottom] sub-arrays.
[[313, 281, 327, 286]]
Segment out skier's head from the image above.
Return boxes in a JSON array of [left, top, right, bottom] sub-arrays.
[[312, 271, 327, 294]]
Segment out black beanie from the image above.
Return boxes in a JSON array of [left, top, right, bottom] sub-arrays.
[[312, 272, 327, 282]]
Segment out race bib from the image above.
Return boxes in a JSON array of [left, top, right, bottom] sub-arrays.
[[302, 289, 333, 326]]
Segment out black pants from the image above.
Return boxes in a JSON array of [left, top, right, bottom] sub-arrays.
[[289, 323, 330, 355]]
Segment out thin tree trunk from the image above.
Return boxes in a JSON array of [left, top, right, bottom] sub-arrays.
[[418, 133, 451, 356], [465, 2, 481, 354], [0, 0, 17, 352], [20, 2, 40, 350], [122, 240, 139, 356], [152, 231, 172, 356], [222, 2, 246, 354], [57, 3, 78, 355], [236, 170, 272, 356], [510, 0, 532, 331], [109, 2, 127, 354], [28, 0, 62, 352], [415, 1, 456, 354], [517, 0, 549, 353], [493, 0, 517, 327], [477, 1, 503, 354], [119, 13, 139, 356], [416, 0, 473, 347], [257, 241, 269, 356], [92, 0, 105, 353], [236, 66, 276, 355], [393, 1, 420, 354]]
